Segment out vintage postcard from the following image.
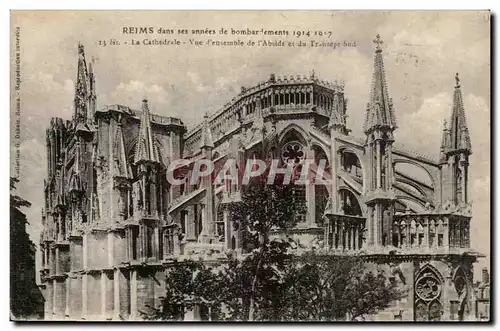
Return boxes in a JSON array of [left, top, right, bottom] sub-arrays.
[[9, 10, 490, 322]]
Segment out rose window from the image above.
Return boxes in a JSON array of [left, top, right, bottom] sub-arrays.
[[416, 275, 441, 301], [281, 141, 305, 165]]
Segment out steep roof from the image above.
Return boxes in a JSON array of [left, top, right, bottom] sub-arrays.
[[364, 34, 397, 134], [134, 99, 160, 164]]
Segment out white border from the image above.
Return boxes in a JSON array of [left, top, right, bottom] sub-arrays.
[[2, 2, 497, 331]]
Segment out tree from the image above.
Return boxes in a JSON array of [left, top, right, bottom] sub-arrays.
[[276, 251, 402, 321], [227, 181, 307, 320], [148, 182, 401, 321], [10, 177, 44, 319]]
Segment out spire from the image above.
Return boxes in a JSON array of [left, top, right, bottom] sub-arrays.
[[113, 118, 132, 179], [329, 90, 346, 133], [200, 112, 214, 149], [88, 57, 96, 124], [364, 34, 396, 134], [134, 99, 159, 164], [74, 42, 90, 123], [445, 73, 472, 154]]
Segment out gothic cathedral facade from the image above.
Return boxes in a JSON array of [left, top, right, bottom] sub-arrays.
[[39, 36, 484, 321]]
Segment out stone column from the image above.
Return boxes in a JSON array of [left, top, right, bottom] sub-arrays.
[[113, 269, 120, 320], [68, 275, 83, 320], [368, 140, 374, 190], [100, 271, 107, 320], [82, 273, 88, 319], [45, 281, 53, 320], [373, 204, 380, 247], [107, 232, 114, 267], [130, 270, 137, 320], [105, 271, 114, 320], [153, 227, 160, 260], [459, 153, 467, 204], [338, 219, 344, 250], [406, 219, 411, 248], [448, 157, 456, 203], [305, 147, 316, 227], [55, 247, 61, 275], [57, 214, 64, 242], [424, 218, 429, 250], [82, 233, 88, 270], [65, 277, 70, 319], [376, 140, 381, 189], [52, 279, 56, 318], [139, 225, 145, 260], [223, 209, 230, 249], [367, 206, 374, 246], [443, 217, 449, 251], [329, 138, 339, 213], [386, 141, 393, 190]]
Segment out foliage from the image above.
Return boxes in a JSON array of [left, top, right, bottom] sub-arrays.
[[275, 252, 402, 321], [10, 177, 43, 319], [228, 181, 307, 248], [148, 182, 400, 321], [11, 177, 31, 210]]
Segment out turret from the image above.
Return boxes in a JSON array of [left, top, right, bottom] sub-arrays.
[[328, 82, 348, 135], [199, 112, 215, 242], [88, 59, 96, 125], [439, 73, 472, 207], [133, 99, 161, 219], [74, 43, 89, 124], [200, 112, 214, 153], [135, 99, 160, 164], [363, 34, 397, 247]]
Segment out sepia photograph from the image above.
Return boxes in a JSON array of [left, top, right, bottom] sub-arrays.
[[9, 10, 491, 322]]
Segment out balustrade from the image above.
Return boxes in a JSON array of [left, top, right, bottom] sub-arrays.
[[324, 215, 365, 251], [391, 214, 470, 251]]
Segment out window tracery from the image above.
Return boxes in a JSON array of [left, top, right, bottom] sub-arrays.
[[414, 266, 444, 321]]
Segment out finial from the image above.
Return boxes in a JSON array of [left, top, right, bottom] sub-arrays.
[[78, 42, 85, 55], [443, 119, 448, 131], [204, 111, 209, 120], [338, 80, 345, 92], [455, 72, 460, 88], [310, 69, 316, 79], [373, 34, 383, 52]]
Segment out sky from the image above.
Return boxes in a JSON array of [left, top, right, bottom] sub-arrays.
[[10, 11, 490, 278]]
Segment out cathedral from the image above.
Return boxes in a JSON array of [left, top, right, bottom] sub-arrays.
[[38, 35, 485, 321]]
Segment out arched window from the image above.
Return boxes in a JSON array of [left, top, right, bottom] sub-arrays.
[[414, 265, 444, 321], [339, 189, 362, 216], [281, 141, 305, 166], [456, 167, 463, 204], [216, 205, 225, 242], [313, 145, 330, 173], [340, 150, 362, 178], [315, 185, 329, 226]]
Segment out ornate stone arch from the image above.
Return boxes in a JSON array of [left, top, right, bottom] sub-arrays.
[[414, 264, 445, 321], [453, 266, 473, 321], [278, 124, 310, 146], [276, 126, 309, 167]]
